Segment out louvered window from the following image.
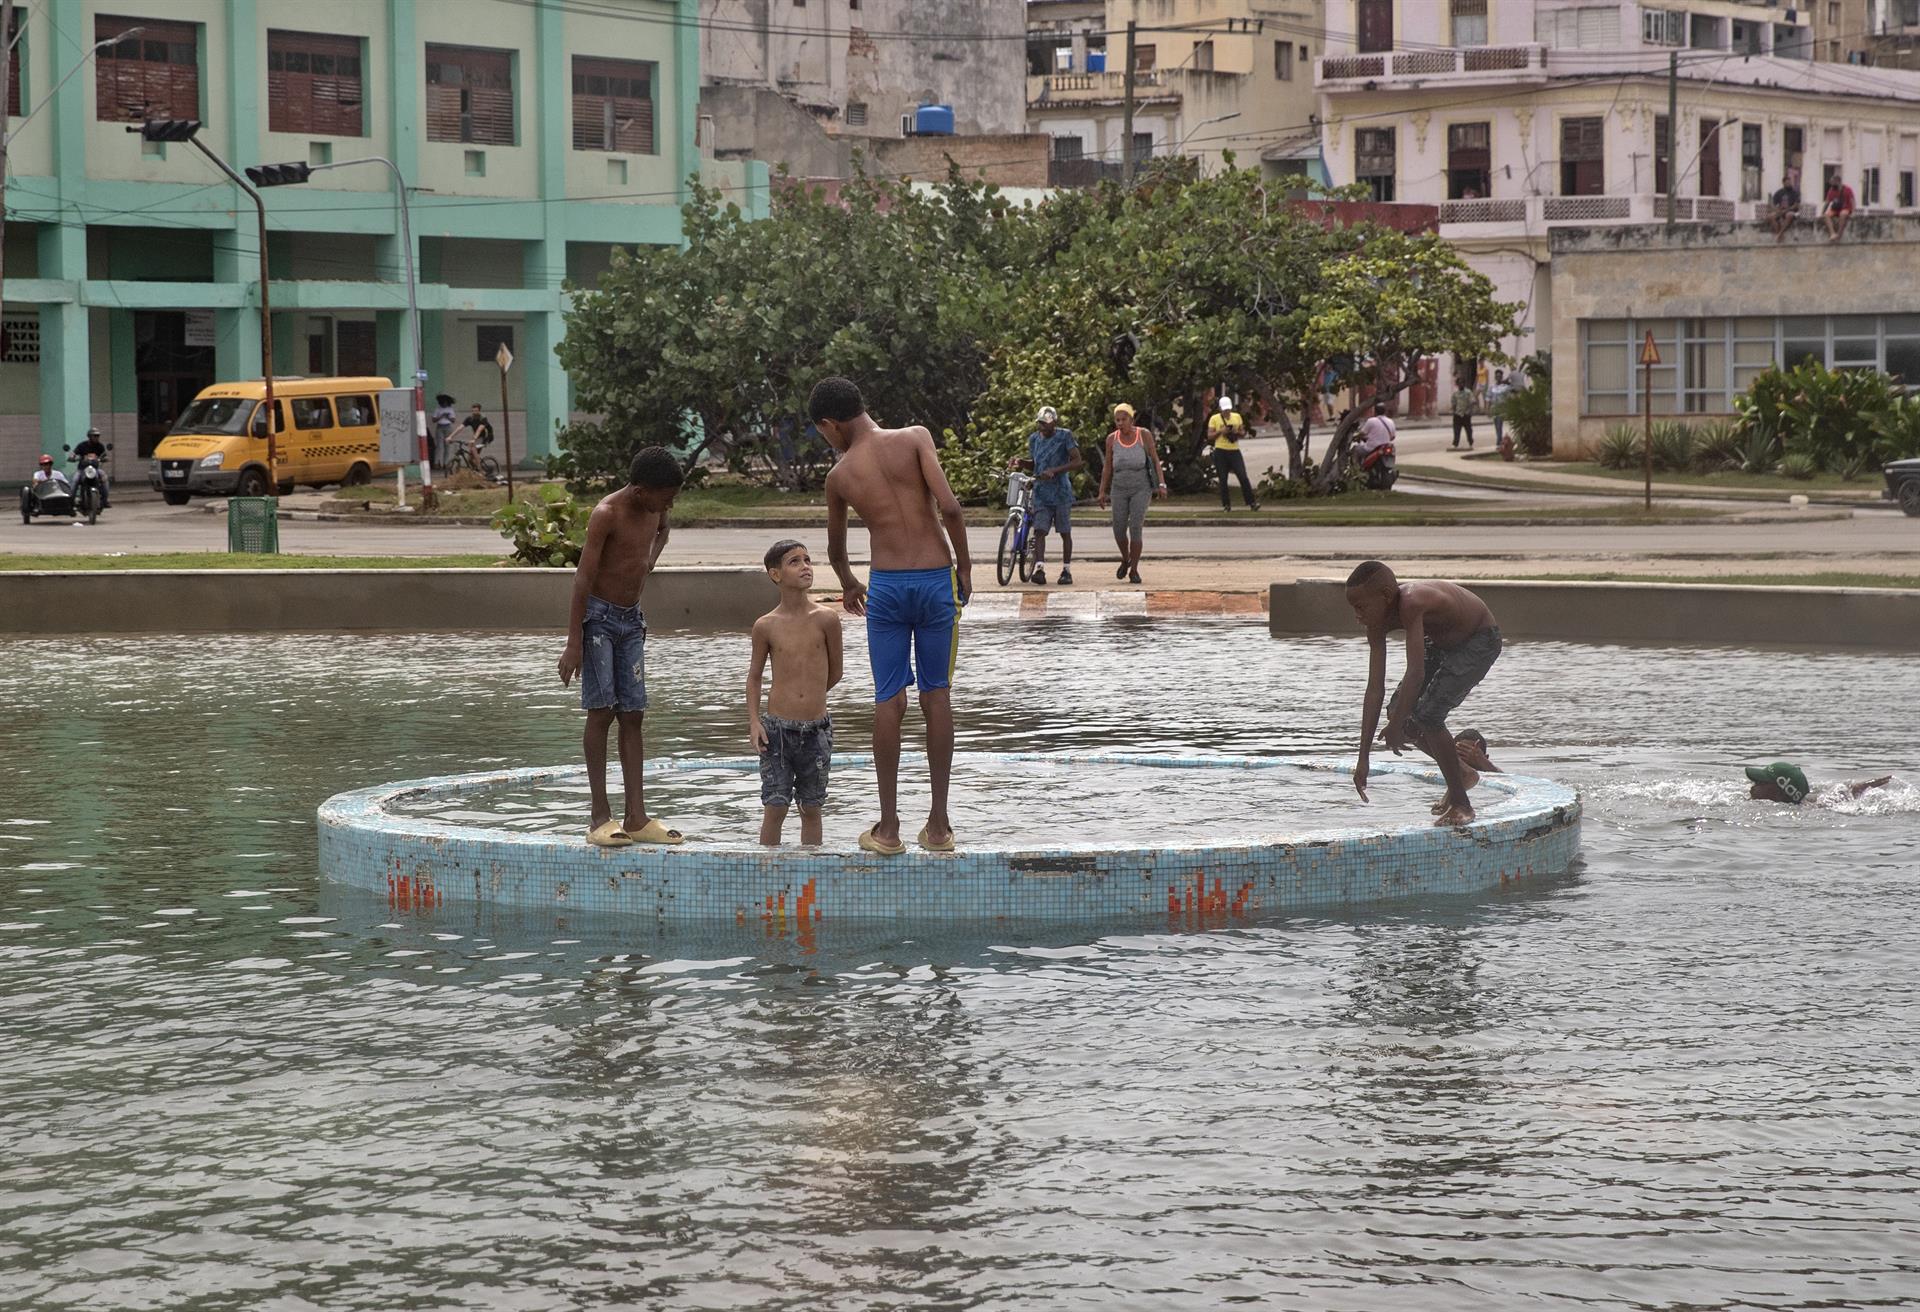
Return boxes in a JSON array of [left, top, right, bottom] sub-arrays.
[[268, 31, 364, 137], [94, 16, 199, 123], [425, 45, 514, 146], [1559, 116, 1604, 196], [572, 56, 655, 153], [5, 10, 20, 117]]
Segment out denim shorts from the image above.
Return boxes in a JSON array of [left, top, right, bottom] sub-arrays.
[[1410, 626, 1501, 733], [1032, 499, 1073, 534], [759, 713, 832, 808], [579, 595, 647, 713]]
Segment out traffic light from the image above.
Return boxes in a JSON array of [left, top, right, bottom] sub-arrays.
[[245, 162, 314, 187], [136, 118, 202, 142]]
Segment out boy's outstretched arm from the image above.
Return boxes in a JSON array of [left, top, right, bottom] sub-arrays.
[[826, 477, 865, 615], [1355, 632, 1387, 800], [746, 621, 770, 753], [916, 428, 972, 603], [559, 505, 612, 686]]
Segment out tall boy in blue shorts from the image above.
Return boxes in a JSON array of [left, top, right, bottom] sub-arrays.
[[558, 446, 686, 847], [814, 377, 973, 855]]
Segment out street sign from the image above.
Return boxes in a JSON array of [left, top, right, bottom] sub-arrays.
[[494, 341, 514, 373], [1638, 331, 1662, 366]]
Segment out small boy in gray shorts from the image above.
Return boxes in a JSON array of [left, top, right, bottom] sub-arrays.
[[746, 539, 844, 845]]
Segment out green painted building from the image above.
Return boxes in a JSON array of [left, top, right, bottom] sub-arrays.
[[0, 0, 768, 481]]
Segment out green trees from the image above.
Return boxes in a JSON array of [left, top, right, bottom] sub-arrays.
[[555, 165, 1520, 499]]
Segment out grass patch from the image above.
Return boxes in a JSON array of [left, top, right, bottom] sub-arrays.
[[1508, 571, 1920, 590], [0, 552, 508, 571], [1551, 461, 1866, 493]]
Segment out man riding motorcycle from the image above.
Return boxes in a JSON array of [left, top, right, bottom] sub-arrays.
[[30, 453, 69, 489], [70, 428, 110, 507]]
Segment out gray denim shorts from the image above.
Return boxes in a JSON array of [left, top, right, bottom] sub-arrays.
[[759, 713, 833, 809], [580, 595, 647, 713], [1410, 626, 1502, 733]]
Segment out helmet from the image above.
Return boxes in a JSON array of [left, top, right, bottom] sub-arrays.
[[85, 427, 101, 438], [37, 454, 52, 467], [1036, 406, 1058, 425], [1218, 396, 1235, 412]]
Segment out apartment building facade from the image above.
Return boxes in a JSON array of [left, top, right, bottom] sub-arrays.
[[0, 0, 764, 477], [700, 0, 1030, 180], [1025, 0, 1327, 186], [1315, 0, 1920, 368]]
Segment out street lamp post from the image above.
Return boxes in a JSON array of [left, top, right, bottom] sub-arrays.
[[249, 156, 430, 504], [136, 118, 279, 490]]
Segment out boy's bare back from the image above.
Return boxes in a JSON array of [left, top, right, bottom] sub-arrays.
[[1394, 580, 1496, 648], [825, 425, 955, 572], [754, 605, 839, 721], [580, 487, 671, 607]]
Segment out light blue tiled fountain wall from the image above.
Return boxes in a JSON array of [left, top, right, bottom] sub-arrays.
[[318, 755, 1583, 925]]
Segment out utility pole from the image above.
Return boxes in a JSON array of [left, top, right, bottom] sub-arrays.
[[1121, 19, 1137, 184], [1665, 51, 1678, 227], [0, 0, 16, 338]]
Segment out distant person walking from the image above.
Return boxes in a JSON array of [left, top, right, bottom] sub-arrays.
[[1207, 396, 1259, 511], [1450, 380, 1476, 450], [429, 393, 457, 468], [1485, 370, 1513, 459], [1097, 403, 1165, 585]]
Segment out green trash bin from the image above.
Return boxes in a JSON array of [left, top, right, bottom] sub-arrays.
[[227, 496, 281, 554]]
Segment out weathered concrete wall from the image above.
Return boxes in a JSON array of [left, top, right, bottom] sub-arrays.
[[867, 134, 1052, 189], [1550, 217, 1920, 454], [1268, 578, 1920, 651], [702, 84, 851, 177], [0, 568, 776, 637]]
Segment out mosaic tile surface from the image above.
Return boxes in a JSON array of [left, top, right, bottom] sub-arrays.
[[318, 755, 1582, 926]]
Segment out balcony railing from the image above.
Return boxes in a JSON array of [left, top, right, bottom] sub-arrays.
[[1028, 69, 1170, 105], [1437, 193, 1749, 228], [1318, 44, 1547, 87]]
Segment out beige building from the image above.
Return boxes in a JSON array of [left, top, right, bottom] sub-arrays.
[[1025, 0, 1327, 186], [701, 0, 1030, 178], [1550, 217, 1920, 451]]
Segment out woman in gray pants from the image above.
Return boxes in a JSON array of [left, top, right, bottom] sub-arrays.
[[1096, 402, 1166, 584]]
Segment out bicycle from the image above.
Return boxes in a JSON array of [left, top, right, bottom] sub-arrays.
[[443, 432, 500, 482], [995, 471, 1036, 586]]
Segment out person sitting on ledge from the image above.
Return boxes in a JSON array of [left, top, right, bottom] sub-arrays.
[[1823, 175, 1855, 241], [1346, 561, 1503, 827], [1744, 761, 1892, 806], [1768, 179, 1801, 242]]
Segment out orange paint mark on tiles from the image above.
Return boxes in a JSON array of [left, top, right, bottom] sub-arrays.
[[1168, 888, 1181, 915], [1221, 592, 1266, 615], [1146, 591, 1223, 615], [1020, 591, 1048, 613]]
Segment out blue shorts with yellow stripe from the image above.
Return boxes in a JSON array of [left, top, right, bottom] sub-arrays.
[[866, 567, 960, 703]]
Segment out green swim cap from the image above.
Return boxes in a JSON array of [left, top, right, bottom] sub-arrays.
[[1745, 761, 1810, 804]]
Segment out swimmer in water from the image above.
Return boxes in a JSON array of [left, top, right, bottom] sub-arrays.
[[1744, 761, 1893, 805]]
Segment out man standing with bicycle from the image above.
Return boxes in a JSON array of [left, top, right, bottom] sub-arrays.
[[1005, 405, 1082, 586]]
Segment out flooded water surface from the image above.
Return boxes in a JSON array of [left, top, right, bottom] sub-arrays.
[[2, 619, 1917, 1310]]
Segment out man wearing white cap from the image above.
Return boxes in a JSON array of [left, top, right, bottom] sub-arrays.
[[1008, 405, 1082, 586], [1207, 395, 1259, 511]]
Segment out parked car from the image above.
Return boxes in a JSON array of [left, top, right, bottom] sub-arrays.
[[1885, 457, 1920, 517]]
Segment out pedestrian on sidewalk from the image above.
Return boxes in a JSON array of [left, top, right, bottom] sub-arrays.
[[1097, 403, 1165, 586], [1207, 396, 1260, 511], [1450, 379, 1476, 451], [1485, 370, 1513, 460]]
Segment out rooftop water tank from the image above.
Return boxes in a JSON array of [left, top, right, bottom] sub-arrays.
[[1087, 51, 1106, 72], [912, 104, 955, 137]]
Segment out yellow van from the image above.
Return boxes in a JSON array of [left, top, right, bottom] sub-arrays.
[[147, 376, 403, 503]]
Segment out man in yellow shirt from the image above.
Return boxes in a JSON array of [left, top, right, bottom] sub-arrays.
[[1207, 396, 1260, 511]]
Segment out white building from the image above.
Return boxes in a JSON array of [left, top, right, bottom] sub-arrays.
[[1316, 1, 1920, 363]]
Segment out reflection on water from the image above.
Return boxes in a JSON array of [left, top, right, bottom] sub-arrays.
[[2, 621, 1918, 1310]]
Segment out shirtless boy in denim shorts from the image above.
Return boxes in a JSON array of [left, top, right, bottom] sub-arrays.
[[1345, 560, 1502, 826], [747, 539, 844, 845], [558, 446, 686, 847]]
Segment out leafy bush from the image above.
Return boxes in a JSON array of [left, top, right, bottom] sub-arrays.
[[1495, 359, 1553, 457], [1778, 452, 1819, 480], [1690, 419, 1742, 472], [1837, 452, 1874, 482], [1740, 428, 1780, 475], [492, 483, 588, 567], [1596, 424, 1642, 470], [1651, 420, 1694, 473], [1868, 397, 1920, 463], [1734, 360, 1894, 472]]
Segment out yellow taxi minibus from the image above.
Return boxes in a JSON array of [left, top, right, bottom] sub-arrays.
[[148, 376, 402, 503]]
